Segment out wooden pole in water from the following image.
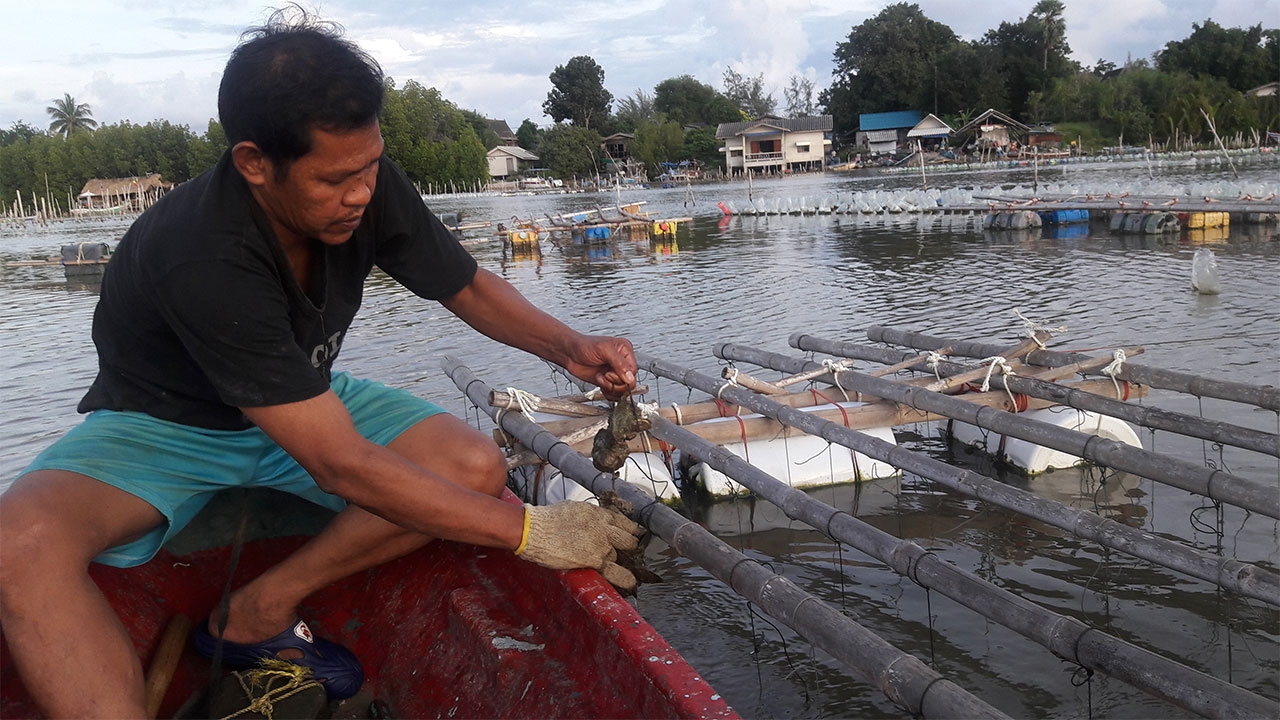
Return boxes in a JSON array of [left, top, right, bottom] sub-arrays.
[[564, 379, 1147, 453], [918, 139, 927, 189], [862, 325, 1280, 414], [795, 333, 1278, 458], [642, 349, 1278, 605], [636, 390, 1277, 719], [720, 342, 1278, 520], [442, 357, 1009, 720]]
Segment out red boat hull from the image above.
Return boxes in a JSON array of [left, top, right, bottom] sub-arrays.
[[1, 494, 734, 719]]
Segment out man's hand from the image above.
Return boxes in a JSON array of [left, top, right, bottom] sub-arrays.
[[562, 334, 638, 401], [516, 501, 643, 591]]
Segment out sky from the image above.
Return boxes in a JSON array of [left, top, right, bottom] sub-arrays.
[[2, 0, 1276, 134]]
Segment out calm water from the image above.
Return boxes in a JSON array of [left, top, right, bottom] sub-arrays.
[[2, 157, 1278, 718]]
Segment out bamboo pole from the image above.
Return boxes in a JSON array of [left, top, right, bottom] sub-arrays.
[[798, 333, 1272, 456], [694, 346, 1279, 604], [540, 379, 1148, 454], [443, 357, 1009, 720], [721, 365, 787, 394], [724, 343, 1278, 519], [636, 394, 1276, 719], [852, 329, 1280, 453], [867, 346, 954, 378], [488, 389, 607, 417], [863, 326, 1280, 412]]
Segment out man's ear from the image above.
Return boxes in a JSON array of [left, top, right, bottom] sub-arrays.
[[231, 141, 272, 187]]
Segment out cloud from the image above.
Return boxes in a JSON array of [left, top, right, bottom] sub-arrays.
[[1, 0, 1276, 131]]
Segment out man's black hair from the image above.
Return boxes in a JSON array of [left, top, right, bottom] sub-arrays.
[[218, 5, 384, 174]]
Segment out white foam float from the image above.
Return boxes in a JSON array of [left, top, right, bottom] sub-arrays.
[[509, 452, 680, 506], [945, 407, 1142, 475], [688, 402, 900, 499]]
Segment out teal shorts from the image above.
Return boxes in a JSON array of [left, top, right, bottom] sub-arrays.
[[20, 372, 446, 568]]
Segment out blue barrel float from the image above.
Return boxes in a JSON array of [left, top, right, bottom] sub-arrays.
[[1037, 209, 1089, 225], [582, 226, 612, 242]]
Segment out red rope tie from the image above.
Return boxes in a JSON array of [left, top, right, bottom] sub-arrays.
[[808, 388, 859, 471], [809, 388, 851, 427], [732, 415, 750, 463], [712, 398, 750, 461], [1013, 393, 1030, 412], [714, 398, 734, 417], [1122, 380, 1131, 401]]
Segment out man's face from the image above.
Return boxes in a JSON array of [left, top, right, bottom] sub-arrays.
[[256, 122, 384, 247]]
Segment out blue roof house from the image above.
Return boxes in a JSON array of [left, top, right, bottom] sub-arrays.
[[856, 111, 922, 155]]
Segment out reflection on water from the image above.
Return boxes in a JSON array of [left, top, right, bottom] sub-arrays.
[[2, 163, 1278, 718]]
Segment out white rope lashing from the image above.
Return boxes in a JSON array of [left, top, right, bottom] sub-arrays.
[[822, 359, 853, 401], [1013, 308, 1067, 349], [716, 368, 740, 399], [926, 351, 946, 382], [979, 356, 1019, 408], [504, 387, 542, 422], [1101, 349, 1127, 398]]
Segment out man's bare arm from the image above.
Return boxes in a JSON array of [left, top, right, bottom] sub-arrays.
[[441, 268, 637, 397]]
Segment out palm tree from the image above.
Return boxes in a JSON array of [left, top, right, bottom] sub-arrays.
[[1032, 0, 1066, 72], [46, 93, 98, 138]]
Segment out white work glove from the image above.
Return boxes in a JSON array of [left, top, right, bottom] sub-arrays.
[[515, 501, 642, 592]]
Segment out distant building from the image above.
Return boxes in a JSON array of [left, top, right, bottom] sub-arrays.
[[955, 108, 1030, 150], [601, 132, 634, 161], [486, 145, 539, 179], [906, 113, 953, 151], [856, 111, 922, 155], [77, 174, 173, 211], [486, 119, 519, 146], [600, 133, 645, 177], [1246, 81, 1279, 98], [1027, 123, 1063, 148], [715, 115, 834, 176]]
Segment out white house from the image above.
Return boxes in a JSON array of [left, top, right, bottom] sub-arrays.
[[486, 145, 539, 179], [907, 113, 953, 148], [715, 115, 833, 176]]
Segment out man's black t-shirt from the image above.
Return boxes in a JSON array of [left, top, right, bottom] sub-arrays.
[[78, 151, 478, 430]]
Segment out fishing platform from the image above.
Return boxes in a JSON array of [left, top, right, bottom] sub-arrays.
[[443, 314, 1279, 719]]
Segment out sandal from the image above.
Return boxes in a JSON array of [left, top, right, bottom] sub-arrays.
[[192, 618, 364, 699]]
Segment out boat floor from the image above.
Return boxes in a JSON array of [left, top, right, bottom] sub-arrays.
[[0, 490, 734, 719]]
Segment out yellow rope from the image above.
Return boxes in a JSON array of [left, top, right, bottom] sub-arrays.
[[220, 659, 323, 720]]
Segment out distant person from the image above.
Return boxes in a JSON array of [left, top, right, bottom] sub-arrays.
[[0, 8, 641, 717]]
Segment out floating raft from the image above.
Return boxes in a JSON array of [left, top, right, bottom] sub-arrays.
[[717, 188, 1280, 228], [499, 202, 691, 251], [441, 315, 1280, 718]]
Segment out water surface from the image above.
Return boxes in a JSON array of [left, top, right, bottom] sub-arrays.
[[2, 158, 1278, 718]]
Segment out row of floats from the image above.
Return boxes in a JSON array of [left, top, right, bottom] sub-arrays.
[[982, 208, 1251, 234]]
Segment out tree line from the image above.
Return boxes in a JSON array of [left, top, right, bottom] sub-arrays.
[[0, 78, 507, 212], [3, 2, 1276, 206], [822, 2, 1278, 148]]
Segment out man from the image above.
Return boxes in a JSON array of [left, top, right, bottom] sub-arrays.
[[0, 11, 641, 717]]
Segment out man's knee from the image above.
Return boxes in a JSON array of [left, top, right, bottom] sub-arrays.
[[0, 472, 163, 589], [0, 493, 90, 596], [391, 416, 509, 497], [455, 435, 508, 497]]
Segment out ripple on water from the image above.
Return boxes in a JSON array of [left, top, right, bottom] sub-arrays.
[[2, 165, 1277, 717]]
